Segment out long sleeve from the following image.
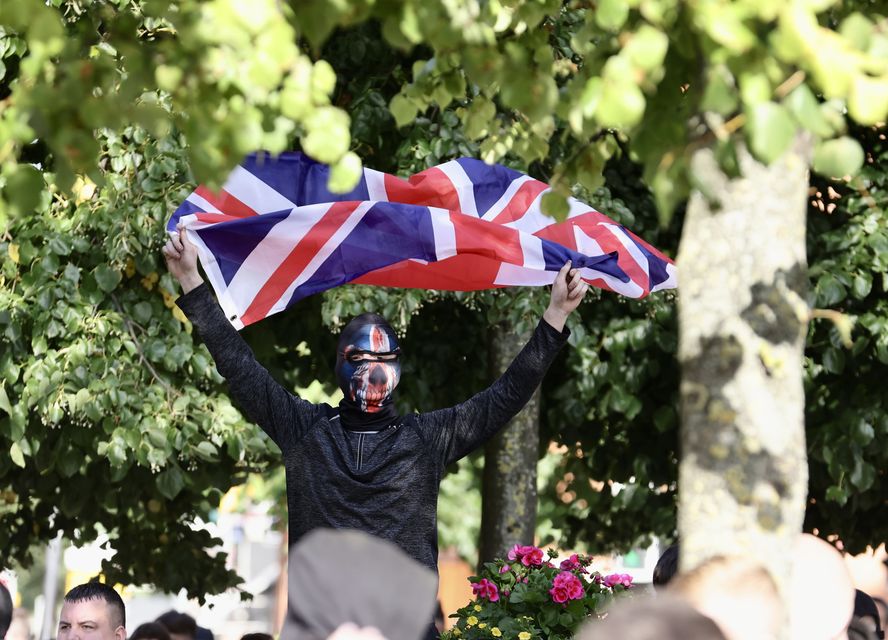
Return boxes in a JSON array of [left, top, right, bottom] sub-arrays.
[[414, 318, 569, 467], [176, 284, 322, 451]]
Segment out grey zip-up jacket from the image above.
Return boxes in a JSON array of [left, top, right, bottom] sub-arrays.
[[177, 284, 569, 574]]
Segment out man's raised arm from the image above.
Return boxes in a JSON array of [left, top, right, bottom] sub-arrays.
[[162, 225, 321, 450], [416, 261, 588, 465]]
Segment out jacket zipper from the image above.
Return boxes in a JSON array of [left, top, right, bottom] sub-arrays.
[[356, 433, 365, 470]]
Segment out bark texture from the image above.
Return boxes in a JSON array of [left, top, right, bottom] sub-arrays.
[[478, 322, 541, 566], [676, 139, 811, 607]]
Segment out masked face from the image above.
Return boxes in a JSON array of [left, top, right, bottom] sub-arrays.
[[335, 316, 401, 413]]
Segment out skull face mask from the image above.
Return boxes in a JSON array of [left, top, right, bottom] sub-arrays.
[[335, 314, 401, 420]]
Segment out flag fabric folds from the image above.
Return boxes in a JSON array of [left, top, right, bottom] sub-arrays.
[[169, 153, 677, 330]]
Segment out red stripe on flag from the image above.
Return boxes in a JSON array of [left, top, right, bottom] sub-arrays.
[[239, 202, 361, 326], [383, 167, 461, 211], [194, 186, 258, 218], [195, 212, 241, 224], [489, 180, 549, 225], [452, 213, 524, 265], [355, 255, 503, 291]]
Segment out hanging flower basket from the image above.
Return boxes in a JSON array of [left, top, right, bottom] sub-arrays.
[[441, 546, 633, 640]]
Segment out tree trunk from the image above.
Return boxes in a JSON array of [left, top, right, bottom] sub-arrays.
[[478, 321, 541, 566], [676, 139, 811, 612]]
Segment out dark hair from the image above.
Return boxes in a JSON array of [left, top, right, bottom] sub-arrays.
[[239, 634, 272, 640], [63, 581, 126, 628], [0, 581, 12, 638], [130, 622, 172, 640], [156, 611, 197, 637], [653, 544, 679, 588]]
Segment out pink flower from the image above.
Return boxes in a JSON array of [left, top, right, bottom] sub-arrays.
[[559, 554, 581, 571], [603, 573, 633, 589], [472, 578, 500, 602], [499, 564, 511, 574], [550, 572, 585, 603], [507, 544, 545, 567], [550, 586, 569, 603], [521, 547, 544, 567]]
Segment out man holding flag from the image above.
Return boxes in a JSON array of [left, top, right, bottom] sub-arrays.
[[164, 224, 585, 577], [163, 153, 674, 636]]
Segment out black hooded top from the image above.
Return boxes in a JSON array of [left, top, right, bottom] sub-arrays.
[[177, 284, 569, 575]]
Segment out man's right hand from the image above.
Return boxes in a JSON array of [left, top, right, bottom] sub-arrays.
[[162, 223, 203, 293]]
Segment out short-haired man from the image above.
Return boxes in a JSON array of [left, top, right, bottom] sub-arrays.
[[57, 582, 126, 640]]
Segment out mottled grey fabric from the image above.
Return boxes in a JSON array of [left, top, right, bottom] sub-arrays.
[[281, 528, 437, 640], [177, 283, 568, 573]]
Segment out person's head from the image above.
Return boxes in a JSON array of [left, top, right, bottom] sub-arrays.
[[281, 529, 436, 640], [58, 582, 126, 640], [0, 581, 12, 639], [653, 543, 679, 590], [129, 622, 171, 640], [239, 635, 272, 640], [155, 612, 196, 640], [575, 594, 727, 640], [670, 555, 781, 640], [789, 534, 856, 640], [335, 313, 401, 414]]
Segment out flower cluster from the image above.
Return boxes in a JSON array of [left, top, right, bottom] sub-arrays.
[[442, 546, 633, 640], [549, 571, 584, 603], [508, 544, 545, 566], [472, 578, 499, 602]]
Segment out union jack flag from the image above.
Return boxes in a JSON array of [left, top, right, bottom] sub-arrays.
[[169, 153, 677, 329]]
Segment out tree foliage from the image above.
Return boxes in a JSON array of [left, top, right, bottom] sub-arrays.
[[2, 0, 888, 599], [0, 124, 277, 599]]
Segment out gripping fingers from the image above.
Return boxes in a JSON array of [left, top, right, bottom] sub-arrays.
[[162, 242, 181, 261], [172, 231, 184, 252], [569, 281, 588, 300]]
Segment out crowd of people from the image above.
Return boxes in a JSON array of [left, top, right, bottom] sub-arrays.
[[1, 529, 884, 640]]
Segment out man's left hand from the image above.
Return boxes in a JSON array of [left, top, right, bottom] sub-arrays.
[[543, 261, 589, 332]]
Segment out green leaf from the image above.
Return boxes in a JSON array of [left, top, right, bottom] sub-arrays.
[[825, 485, 848, 505], [816, 273, 847, 306], [4, 164, 45, 216], [389, 94, 418, 128], [596, 81, 646, 129], [541, 192, 570, 221], [822, 347, 845, 374], [155, 65, 183, 92], [747, 102, 797, 164], [0, 385, 11, 415], [10, 441, 25, 468], [302, 107, 351, 164], [625, 26, 669, 72], [94, 264, 122, 293], [157, 465, 185, 500], [852, 420, 875, 446], [327, 152, 363, 194], [701, 66, 738, 115], [595, 0, 629, 31], [839, 13, 874, 51], [848, 75, 888, 126], [813, 137, 865, 179], [133, 301, 153, 325], [850, 459, 875, 491], [852, 273, 872, 299], [195, 441, 218, 462], [784, 85, 832, 137]]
